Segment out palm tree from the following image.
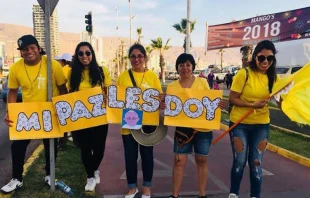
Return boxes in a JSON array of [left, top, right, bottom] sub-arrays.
[[136, 28, 143, 44], [172, 18, 196, 52], [240, 46, 253, 68], [218, 49, 225, 70], [150, 37, 171, 82], [145, 46, 153, 69]]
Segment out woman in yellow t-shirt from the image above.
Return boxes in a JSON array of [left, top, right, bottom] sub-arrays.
[[116, 44, 162, 198], [69, 42, 111, 192], [166, 53, 225, 198], [228, 40, 278, 198]]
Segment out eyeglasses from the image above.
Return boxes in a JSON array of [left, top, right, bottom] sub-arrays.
[[257, 55, 274, 63], [78, 51, 91, 57], [130, 54, 144, 60]]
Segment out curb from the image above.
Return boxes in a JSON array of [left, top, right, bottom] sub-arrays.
[[220, 124, 310, 168], [270, 124, 310, 138], [0, 144, 44, 198]]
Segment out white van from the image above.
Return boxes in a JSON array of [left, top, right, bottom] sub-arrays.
[[276, 65, 302, 79]]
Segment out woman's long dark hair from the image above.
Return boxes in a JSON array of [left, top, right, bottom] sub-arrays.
[[249, 40, 277, 93], [70, 42, 104, 92]]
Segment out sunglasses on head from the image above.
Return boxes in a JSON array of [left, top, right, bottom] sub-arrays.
[[257, 55, 274, 63], [78, 51, 91, 57]]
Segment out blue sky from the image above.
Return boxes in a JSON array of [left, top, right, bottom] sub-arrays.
[[0, 0, 309, 46]]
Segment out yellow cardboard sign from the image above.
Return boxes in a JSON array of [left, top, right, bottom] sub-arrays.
[[8, 102, 62, 140], [52, 87, 108, 133], [164, 88, 223, 129], [106, 85, 160, 125]]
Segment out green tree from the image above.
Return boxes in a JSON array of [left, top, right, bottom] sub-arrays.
[[136, 28, 143, 44], [218, 49, 225, 70], [150, 37, 171, 81], [172, 18, 196, 52], [145, 46, 153, 69]]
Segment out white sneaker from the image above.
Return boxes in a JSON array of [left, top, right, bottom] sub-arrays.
[[228, 193, 238, 198], [85, 177, 96, 192], [142, 194, 151, 198], [44, 175, 52, 186], [125, 188, 139, 198], [1, 179, 23, 193], [94, 170, 100, 184]]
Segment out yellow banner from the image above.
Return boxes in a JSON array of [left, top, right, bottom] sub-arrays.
[[164, 88, 223, 129], [52, 87, 108, 133], [106, 85, 160, 125], [8, 102, 62, 140]]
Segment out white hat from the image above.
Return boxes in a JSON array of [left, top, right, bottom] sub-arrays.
[[54, 55, 61, 60], [130, 115, 167, 146], [60, 53, 72, 62]]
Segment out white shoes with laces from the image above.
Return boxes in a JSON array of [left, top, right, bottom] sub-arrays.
[[85, 177, 96, 192], [125, 188, 139, 198], [1, 179, 23, 193], [94, 170, 100, 184], [228, 193, 238, 198]]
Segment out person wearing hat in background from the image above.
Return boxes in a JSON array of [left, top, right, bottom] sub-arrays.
[[163, 53, 225, 198], [116, 43, 165, 198], [1, 34, 67, 193], [55, 53, 73, 150]]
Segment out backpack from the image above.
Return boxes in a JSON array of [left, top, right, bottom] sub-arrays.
[[228, 68, 249, 113]]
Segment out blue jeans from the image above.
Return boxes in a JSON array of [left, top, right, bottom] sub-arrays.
[[122, 134, 153, 188], [229, 122, 270, 198], [173, 131, 213, 156]]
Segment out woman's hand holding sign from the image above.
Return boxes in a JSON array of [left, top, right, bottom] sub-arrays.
[[159, 93, 166, 110], [4, 112, 14, 127]]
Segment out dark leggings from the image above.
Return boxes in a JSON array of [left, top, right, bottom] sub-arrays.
[[75, 124, 108, 178], [11, 138, 58, 181]]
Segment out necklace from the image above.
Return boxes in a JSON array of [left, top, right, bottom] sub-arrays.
[[24, 58, 42, 94], [139, 68, 146, 87]]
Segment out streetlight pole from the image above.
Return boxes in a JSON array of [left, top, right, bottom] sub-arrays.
[[129, 0, 132, 46], [115, 6, 120, 76], [185, 0, 191, 53]]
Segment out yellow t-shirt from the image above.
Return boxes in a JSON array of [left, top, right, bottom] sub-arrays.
[[230, 68, 276, 124], [116, 69, 163, 135], [68, 66, 112, 91], [167, 77, 212, 132], [62, 65, 71, 81], [62, 65, 71, 89], [8, 55, 66, 102]]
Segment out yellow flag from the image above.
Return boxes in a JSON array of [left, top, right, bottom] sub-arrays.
[[277, 62, 310, 125]]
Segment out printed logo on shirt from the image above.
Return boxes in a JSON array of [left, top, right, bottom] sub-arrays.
[[37, 74, 47, 89]]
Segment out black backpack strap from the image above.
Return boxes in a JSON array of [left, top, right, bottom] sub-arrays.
[[128, 69, 137, 87], [241, 67, 249, 91]]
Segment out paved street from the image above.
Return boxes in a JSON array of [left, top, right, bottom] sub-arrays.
[[96, 124, 310, 198], [0, 100, 41, 188]]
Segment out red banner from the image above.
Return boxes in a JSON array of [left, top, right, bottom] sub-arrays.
[[207, 7, 310, 50]]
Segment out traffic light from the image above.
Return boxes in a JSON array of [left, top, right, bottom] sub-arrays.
[[85, 11, 92, 35]]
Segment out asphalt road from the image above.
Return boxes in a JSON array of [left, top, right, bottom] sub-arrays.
[[0, 100, 41, 188], [97, 124, 310, 197]]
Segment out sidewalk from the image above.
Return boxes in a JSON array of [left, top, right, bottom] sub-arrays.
[[96, 124, 310, 198]]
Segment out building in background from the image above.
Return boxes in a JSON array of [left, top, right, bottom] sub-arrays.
[[32, 5, 60, 55], [80, 31, 103, 64], [0, 42, 5, 70]]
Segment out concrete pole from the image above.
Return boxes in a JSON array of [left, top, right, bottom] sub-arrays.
[[115, 7, 120, 75], [129, 0, 132, 47], [44, 0, 56, 191], [185, 0, 191, 54]]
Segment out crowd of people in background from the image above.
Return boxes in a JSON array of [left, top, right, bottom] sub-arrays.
[[2, 34, 281, 198]]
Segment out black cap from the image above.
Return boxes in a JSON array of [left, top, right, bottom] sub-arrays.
[[17, 35, 39, 50]]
